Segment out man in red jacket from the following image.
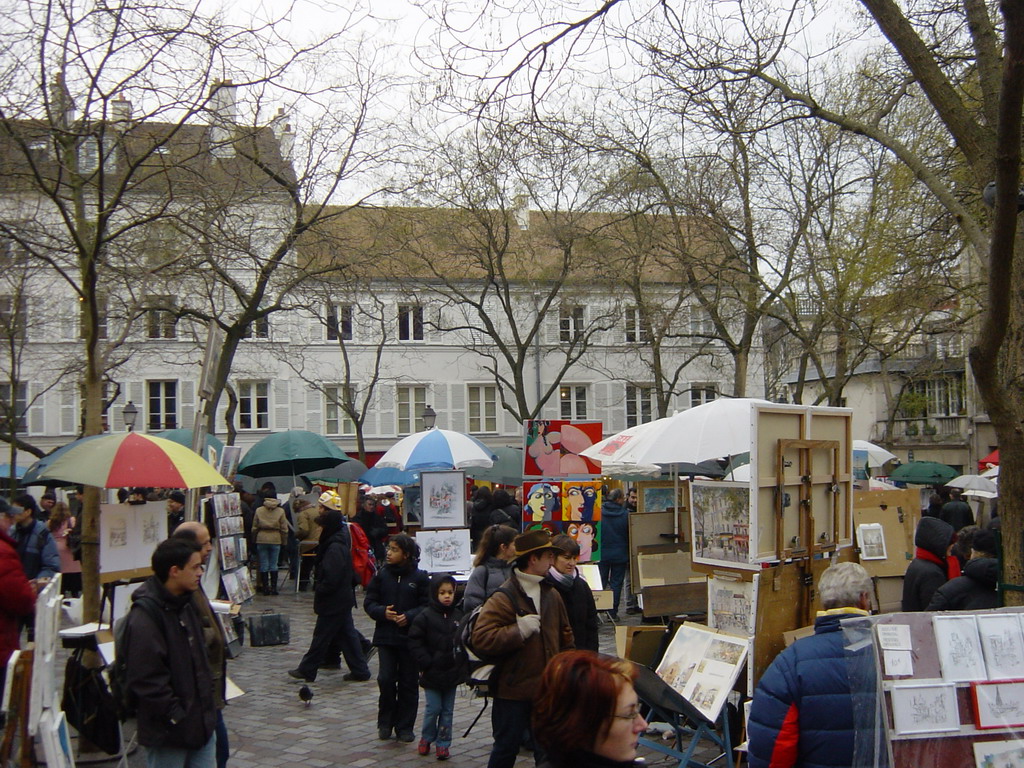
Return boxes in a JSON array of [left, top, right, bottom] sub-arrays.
[[1, 497, 37, 691]]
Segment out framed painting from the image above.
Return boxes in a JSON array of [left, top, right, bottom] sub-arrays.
[[890, 682, 960, 735], [972, 681, 1024, 730], [416, 528, 473, 573], [690, 481, 758, 570], [420, 471, 466, 529], [934, 614, 988, 682]]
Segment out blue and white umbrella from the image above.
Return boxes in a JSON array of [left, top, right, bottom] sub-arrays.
[[376, 429, 497, 472], [359, 465, 420, 486]]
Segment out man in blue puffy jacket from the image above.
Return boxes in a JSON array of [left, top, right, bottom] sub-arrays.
[[747, 562, 873, 768]]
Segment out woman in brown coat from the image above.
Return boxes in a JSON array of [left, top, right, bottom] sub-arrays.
[[252, 496, 287, 595]]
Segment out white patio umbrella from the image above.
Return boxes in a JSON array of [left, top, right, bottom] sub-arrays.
[[580, 398, 772, 466], [852, 440, 898, 468], [376, 428, 497, 471], [982, 466, 1000, 479], [946, 474, 999, 495]]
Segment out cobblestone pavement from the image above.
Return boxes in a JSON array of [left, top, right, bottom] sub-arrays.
[[94, 582, 719, 768]]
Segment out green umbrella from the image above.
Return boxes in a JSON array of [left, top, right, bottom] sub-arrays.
[[889, 460, 958, 485], [466, 445, 523, 486], [237, 430, 351, 478], [154, 429, 225, 457]]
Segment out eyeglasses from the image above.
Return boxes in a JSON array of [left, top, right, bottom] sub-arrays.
[[613, 709, 644, 722]]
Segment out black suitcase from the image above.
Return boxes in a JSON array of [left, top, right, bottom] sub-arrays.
[[246, 610, 290, 646]]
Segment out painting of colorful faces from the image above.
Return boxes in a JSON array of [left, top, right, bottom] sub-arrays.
[[561, 481, 602, 522], [565, 521, 601, 563], [523, 420, 603, 478], [524, 482, 561, 522]]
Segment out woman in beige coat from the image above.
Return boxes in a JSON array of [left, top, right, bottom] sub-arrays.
[[253, 496, 288, 595]]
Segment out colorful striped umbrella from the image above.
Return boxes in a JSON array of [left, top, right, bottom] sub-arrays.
[[376, 429, 496, 472], [31, 432, 229, 489]]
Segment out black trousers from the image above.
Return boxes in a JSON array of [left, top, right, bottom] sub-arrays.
[[488, 697, 546, 768], [376, 644, 419, 734], [297, 609, 370, 681]]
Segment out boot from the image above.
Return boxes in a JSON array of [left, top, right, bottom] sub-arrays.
[[257, 573, 267, 595], [269, 571, 279, 596]]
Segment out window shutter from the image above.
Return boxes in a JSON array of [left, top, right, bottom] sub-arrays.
[[274, 379, 290, 429], [377, 383, 394, 436], [60, 382, 77, 435], [433, 384, 449, 430], [28, 382, 44, 435], [305, 387, 322, 432], [449, 384, 465, 432], [181, 380, 196, 430]]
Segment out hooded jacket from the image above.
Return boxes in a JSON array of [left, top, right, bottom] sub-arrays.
[[600, 500, 629, 564], [253, 497, 287, 546], [902, 517, 955, 612], [462, 556, 514, 614], [0, 529, 35, 671], [124, 576, 216, 750], [927, 557, 1001, 611], [313, 526, 356, 616], [11, 517, 59, 579], [364, 559, 430, 647], [408, 575, 468, 689]]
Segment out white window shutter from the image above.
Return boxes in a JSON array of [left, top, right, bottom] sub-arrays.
[[60, 382, 77, 435], [377, 383, 394, 436], [433, 385, 449, 429], [28, 383, 44, 435], [448, 384, 465, 432], [274, 379, 290, 429], [305, 387, 321, 432], [181, 380, 196, 429]]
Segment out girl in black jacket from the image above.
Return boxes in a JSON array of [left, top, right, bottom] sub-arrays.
[[408, 574, 467, 760], [545, 533, 599, 651], [364, 534, 430, 743]]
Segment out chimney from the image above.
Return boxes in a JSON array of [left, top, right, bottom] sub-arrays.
[[269, 106, 294, 161], [110, 99, 132, 127], [514, 194, 530, 230], [49, 73, 75, 128], [208, 79, 237, 158]]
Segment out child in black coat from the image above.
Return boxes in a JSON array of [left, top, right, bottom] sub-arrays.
[[408, 574, 467, 760], [364, 534, 430, 743]]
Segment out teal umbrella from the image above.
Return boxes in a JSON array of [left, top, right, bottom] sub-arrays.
[[889, 461, 958, 485], [237, 430, 351, 478], [154, 429, 225, 457], [466, 445, 523, 486]]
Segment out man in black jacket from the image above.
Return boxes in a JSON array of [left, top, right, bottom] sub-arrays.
[[125, 538, 216, 767]]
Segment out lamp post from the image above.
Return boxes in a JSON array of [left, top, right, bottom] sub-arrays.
[[122, 401, 138, 432], [421, 405, 437, 430]]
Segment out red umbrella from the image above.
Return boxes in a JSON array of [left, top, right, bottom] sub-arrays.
[[978, 448, 999, 472]]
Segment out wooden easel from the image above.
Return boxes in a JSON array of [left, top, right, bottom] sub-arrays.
[[0, 649, 33, 768]]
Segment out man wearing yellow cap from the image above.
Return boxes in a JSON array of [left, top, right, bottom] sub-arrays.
[[288, 491, 371, 683]]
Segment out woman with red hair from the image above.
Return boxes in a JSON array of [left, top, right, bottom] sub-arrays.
[[532, 651, 649, 768]]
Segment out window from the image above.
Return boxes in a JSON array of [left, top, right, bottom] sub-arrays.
[[147, 380, 177, 430], [912, 376, 965, 417], [238, 381, 270, 430], [397, 385, 427, 434], [468, 385, 498, 433], [626, 385, 655, 428], [398, 305, 424, 341], [0, 295, 27, 340], [327, 302, 353, 341], [625, 307, 649, 343], [689, 306, 715, 337], [146, 296, 176, 339], [325, 385, 356, 435], [27, 139, 48, 163], [242, 316, 270, 340], [690, 385, 717, 408], [560, 385, 588, 420], [0, 382, 28, 434], [80, 295, 108, 340], [559, 306, 584, 342]]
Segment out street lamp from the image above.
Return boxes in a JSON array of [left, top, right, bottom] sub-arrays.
[[122, 401, 138, 432], [421, 405, 437, 430]]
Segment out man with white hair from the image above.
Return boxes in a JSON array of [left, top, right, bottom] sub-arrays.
[[747, 561, 873, 768]]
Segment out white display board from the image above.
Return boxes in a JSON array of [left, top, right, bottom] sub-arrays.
[[99, 501, 167, 577]]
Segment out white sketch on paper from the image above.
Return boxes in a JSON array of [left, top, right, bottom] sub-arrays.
[[421, 471, 466, 529], [416, 528, 472, 573], [142, 514, 160, 544], [856, 523, 887, 560], [974, 740, 1024, 768], [978, 614, 1024, 680], [934, 614, 988, 682], [974, 682, 1024, 729], [108, 517, 127, 548], [890, 683, 960, 735]]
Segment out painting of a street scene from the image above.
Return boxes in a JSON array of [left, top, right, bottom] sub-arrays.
[[690, 481, 755, 569]]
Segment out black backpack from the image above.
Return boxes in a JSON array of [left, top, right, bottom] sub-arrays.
[[109, 596, 161, 721], [456, 583, 523, 692]]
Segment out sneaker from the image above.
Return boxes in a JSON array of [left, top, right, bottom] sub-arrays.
[[343, 672, 371, 681], [396, 730, 416, 743], [287, 669, 314, 683], [418, 739, 431, 756], [435, 746, 450, 761], [378, 727, 392, 741]]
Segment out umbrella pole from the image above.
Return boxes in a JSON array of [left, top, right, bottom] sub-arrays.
[[673, 465, 679, 539]]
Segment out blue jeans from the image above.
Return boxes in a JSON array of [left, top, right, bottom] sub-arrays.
[[598, 560, 627, 613], [215, 711, 228, 768], [422, 686, 457, 747], [145, 732, 216, 768], [257, 544, 280, 573]]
